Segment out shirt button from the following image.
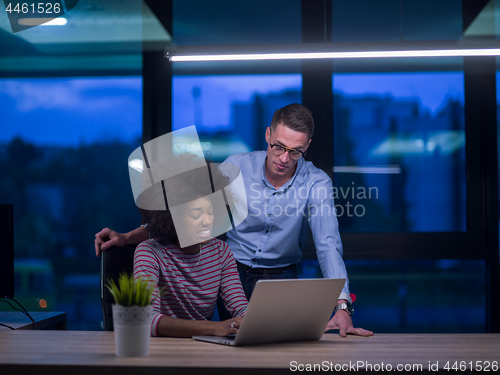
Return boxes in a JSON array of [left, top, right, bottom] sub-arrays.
[[258, 249, 262, 252], [268, 214, 271, 217], [266, 230, 269, 233]]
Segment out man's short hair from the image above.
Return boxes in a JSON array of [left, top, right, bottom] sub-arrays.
[[270, 103, 314, 139]]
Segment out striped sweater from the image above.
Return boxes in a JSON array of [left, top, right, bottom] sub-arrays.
[[133, 238, 248, 337]]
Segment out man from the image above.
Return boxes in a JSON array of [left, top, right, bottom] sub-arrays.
[[95, 103, 373, 337]]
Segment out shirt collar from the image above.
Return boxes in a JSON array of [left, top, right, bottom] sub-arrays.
[[261, 152, 304, 192]]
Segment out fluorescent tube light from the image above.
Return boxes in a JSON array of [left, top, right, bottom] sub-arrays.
[[169, 48, 500, 62], [333, 166, 401, 174], [18, 17, 67, 26]]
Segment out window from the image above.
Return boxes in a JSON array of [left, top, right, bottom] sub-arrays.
[[173, 0, 301, 46], [332, 72, 466, 232], [0, 77, 142, 329], [299, 259, 485, 333], [332, 0, 462, 43], [172, 74, 302, 161]]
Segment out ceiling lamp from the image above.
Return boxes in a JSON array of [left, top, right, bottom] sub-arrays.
[[165, 41, 500, 62]]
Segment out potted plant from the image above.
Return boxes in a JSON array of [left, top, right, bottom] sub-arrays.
[[106, 273, 154, 357]]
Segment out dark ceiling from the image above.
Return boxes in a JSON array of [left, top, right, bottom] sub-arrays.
[[0, 0, 496, 76]]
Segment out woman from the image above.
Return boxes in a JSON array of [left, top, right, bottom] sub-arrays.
[[133, 157, 248, 338]]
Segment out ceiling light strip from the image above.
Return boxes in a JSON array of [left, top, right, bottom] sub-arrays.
[[18, 17, 68, 26], [169, 49, 500, 62], [333, 166, 401, 174]]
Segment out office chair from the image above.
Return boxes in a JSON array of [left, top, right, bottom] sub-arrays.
[[100, 244, 137, 331]]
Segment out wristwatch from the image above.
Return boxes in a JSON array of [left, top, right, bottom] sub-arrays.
[[335, 301, 354, 316]]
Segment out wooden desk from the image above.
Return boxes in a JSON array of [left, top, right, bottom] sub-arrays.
[[0, 331, 498, 374], [0, 311, 67, 332]]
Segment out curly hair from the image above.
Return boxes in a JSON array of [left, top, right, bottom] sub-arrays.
[[139, 155, 231, 246]]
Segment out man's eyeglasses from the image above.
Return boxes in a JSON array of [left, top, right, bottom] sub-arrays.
[[269, 143, 306, 160]]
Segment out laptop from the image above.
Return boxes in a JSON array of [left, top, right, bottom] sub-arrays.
[[193, 278, 345, 346]]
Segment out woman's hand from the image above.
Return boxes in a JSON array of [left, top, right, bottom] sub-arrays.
[[211, 317, 243, 336]]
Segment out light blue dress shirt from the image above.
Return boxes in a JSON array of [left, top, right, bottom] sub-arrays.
[[223, 151, 351, 302]]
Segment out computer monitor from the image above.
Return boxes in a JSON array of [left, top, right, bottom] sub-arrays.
[[0, 204, 14, 298]]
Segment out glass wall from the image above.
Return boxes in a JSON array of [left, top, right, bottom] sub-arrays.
[[0, 77, 142, 329], [331, 0, 463, 42], [2, 0, 495, 334], [332, 72, 466, 233], [173, 0, 301, 46], [299, 259, 486, 333], [172, 74, 302, 161]]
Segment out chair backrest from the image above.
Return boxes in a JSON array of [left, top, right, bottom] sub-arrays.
[[100, 244, 137, 331]]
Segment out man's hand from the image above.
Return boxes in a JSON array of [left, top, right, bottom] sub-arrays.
[[94, 228, 126, 257], [325, 310, 374, 337], [211, 317, 243, 336]]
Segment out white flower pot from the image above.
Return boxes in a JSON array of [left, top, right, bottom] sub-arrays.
[[112, 304, 153, 357]]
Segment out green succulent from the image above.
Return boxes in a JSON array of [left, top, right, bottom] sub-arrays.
[[106, 273, 154, 307]]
